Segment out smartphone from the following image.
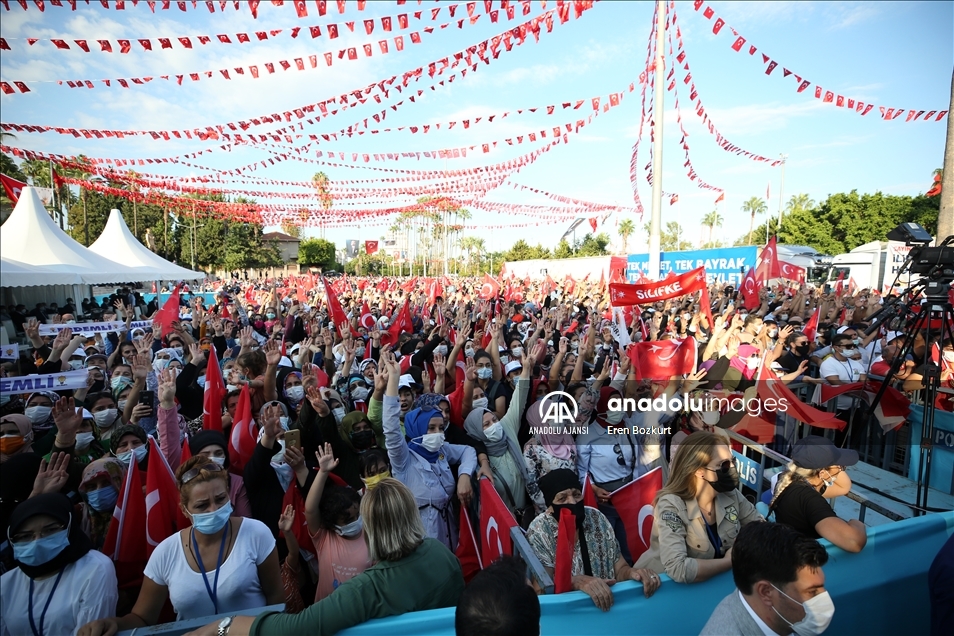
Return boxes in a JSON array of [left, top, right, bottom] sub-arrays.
[[284, 429, 301, 449], [138, 390, 155, 414]]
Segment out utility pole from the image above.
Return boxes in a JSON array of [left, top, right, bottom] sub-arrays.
[[777, 154, 788, 226], [938, 70, 954, 244], [648, 0, 667, 280]]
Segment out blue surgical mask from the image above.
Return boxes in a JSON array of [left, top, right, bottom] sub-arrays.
[[86, 485, 118, 512], [334, 517, 363, 538], [11, 526, 70, 566], [476, 367, 493, 380], [190, 501, 233, 535], [197, 376, 207, 389], [116, 443, 148, 466]]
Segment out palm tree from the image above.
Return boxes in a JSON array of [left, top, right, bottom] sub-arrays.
[[311, 172, 332, 237], [784, 194, 815, 217], [742, 196, 768, 245], [618, 218, 635, 254], [702, 210, 723, 243]]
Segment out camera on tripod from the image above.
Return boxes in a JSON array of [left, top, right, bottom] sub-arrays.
[[886, 223, 954, 279]]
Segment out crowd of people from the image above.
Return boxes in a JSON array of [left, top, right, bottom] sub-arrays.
[[1, 271, 952, 636]]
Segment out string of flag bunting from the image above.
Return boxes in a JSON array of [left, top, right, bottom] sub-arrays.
[[691, 1, 948, 122]]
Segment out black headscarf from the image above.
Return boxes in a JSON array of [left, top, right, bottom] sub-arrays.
[[8, 493, 92, 579], [189, 430, 231, 469], [538, 469, 582, 509]]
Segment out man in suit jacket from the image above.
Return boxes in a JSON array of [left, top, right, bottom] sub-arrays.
[[701, 523, 833, 636]]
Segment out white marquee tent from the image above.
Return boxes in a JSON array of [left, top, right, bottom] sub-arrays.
[[0, 187, 139, 286], [89, 209, 205, 281], [0, 257, 83, 287]]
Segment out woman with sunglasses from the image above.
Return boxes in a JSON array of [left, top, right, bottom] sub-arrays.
[[2, 493, 117, 636], [78, 456, 283, 635], [634, 432, 762, 583], [769, 436, 867, 553]]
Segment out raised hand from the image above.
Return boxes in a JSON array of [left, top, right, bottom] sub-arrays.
[[25, 317, 41, 342], [31, 452, 71, 497], [239, 326, 256, 349], [50, 327, 74, 353], [263, 339, 281, 366], [315, 442, 339, 473], [262, 403, 284, 441], [305, 386, 330, 416], [158, 368, 177, 407], [277, 504, 296, 534], [432, 352, 446, 378], [135, 332, 155, 354], [464, 356, 477, 382], [188, 343, 205, 366], [52, 397, 83, 437], [681, 368, 708, 392], [373, 364, 389, 393]]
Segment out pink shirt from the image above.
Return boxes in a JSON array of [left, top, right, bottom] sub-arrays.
[[310, 527, 372, 601]]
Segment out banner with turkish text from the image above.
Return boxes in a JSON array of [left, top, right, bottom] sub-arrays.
[[610, 267, 707, 306]]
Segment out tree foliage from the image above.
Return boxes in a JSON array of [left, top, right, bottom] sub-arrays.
[[298, 238, 338, 270], [222, 223, 282, 271], [642, 222, 692, 251], [502, 239, 551, 261], [730, 190, 940, 253]]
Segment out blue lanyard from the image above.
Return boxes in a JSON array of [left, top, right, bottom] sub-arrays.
[[704, 521, 723, 557], [28, 568, 64, 636], [191, 521, 229, 615]]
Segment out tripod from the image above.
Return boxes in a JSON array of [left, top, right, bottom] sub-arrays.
[[868, 278, 954, 515]]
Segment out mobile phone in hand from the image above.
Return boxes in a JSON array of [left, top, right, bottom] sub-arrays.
[[284, 429, 301, 449], [138, 390, 155, 415]]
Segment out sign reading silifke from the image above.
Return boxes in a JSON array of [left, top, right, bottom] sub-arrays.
[[609, 267, 707, 307], [0, 369, 89, 395]]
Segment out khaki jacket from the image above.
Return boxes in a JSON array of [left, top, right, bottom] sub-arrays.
[[634, 489, 762, 583]]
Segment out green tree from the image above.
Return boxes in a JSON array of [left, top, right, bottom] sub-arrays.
[[702, 210, 723, 244], [222, 222, 281, 271], [0, 152, 25, 220], [742, 196, 768, 244], [298, 238, 338, 270], [281, 218, 302, 239], [553, 239, 574, 259], [642, 222, 692, 251], [576, 232, 611, 256], [503, 239, 551, 261], [618, 218, 636, 253], [784, 193, 815, 218]]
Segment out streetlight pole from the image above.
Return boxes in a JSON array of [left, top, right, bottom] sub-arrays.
[[648, 0, 667, 280], [777, 154, 788, 226]]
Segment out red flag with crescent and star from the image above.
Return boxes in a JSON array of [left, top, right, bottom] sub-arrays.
[[478, 274, 500, 300], [610, 267, 707, 307]]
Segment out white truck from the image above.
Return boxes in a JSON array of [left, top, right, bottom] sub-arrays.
[[827, 240, 922, 293]]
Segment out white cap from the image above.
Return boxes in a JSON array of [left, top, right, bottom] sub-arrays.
[[81, 409, 94, 420], [289, 342, 301, 354], [278, 356, 293, 368], [70, 349, 87, 359], [884, 331, 903, 343], [398, 374, 415, 390], [836, 326, 851, 334], [504, 360, 523, 375]]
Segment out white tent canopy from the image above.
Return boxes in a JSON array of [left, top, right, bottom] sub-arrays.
[[89, 209, 205, 281], [0, 257, 83, 287], [0, 187, 145, 286]]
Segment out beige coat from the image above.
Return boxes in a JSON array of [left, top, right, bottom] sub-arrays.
[[634, 490, 762, 583]]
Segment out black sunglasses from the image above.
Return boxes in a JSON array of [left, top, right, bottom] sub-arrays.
[[612, 444, 626, 466], [706, 460, 733, 474]]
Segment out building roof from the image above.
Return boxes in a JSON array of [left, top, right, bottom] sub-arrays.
[[263, 231, 301, 242]]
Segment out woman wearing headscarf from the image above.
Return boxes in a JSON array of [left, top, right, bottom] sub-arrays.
[[526, 469, 660, 611], [1, 493, 118, 636], [702, 341, 761, 392], [78, 457, 127, 549], [0, 413, 34, 463], [381, 352, 476, 551], [523, 396, 578, 515], [463, 351, 532, 518], [23, 390, 61, 453]]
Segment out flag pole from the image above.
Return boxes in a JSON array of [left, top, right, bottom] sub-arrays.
[[648, 0, 666, 280]]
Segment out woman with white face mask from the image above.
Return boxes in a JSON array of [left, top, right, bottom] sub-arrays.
[[24, 391, 59, 442], [381, 351, 477, 551], [77, 456, 284, 635], [462, 351, 532, 518]]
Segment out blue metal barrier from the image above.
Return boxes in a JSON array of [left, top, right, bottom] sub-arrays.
[[116, 605, 284, 636], [338, 512, 953, 636]]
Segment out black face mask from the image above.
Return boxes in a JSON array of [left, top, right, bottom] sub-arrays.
[[794, 343, 810, 356], [551, 499, 585, 523], [706, 463, 740, 493], [89, 379, 106, 394], [350, 429, 376, 451]]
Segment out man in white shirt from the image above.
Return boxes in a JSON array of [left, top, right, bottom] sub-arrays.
[[701, 522, 834, 636], [818, 334, 867, 412]]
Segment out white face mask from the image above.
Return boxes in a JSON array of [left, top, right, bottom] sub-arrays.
[[209, 455, 227, 466], [75, 431, 95, 451], [332, 407, 346, 423], [754, 324, 763, 335], [153, 358, 171, 372], [117, 400, 127, 412], [350, 386, 370, 402], [25, 406, 52, 425], [768, 329, 778, 338], [419, 432, 444, 453], [483, 422, 504, 443], [69, 359, 85, 371], [464, 348, 476, 359], [434, 345, 448, 356], [355, 346, 367, 358], [280, 416, 290, 430], [472, 397, 489, 410], [271, 439, 287, 464], [604, 410, 624, 424], [944, 350, 954, 363], [94, 409, 118, 428], [476, 368, 493, 380], [285, 385, 305, 403], [772, 586, 836, 636], [511, 347, 523, 358], [746, 357, 760, 370]]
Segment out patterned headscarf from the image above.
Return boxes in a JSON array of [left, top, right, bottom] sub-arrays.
[[414, 393, 448, 411], [79, 457, 127, 548], [25, 391, 61, 436]]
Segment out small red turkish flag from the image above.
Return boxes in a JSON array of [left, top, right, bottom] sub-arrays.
[[554, 507, 576, 594], [588, 217, 598, 232], [740, 267, 762, 311], [609, 466, 662, 563], [478, 274, 500, 300], [627, 339, 696, 381]]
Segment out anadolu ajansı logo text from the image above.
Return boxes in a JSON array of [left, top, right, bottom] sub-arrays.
[[539, 391, 579, 426]]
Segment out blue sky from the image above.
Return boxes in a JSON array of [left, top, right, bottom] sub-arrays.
[[1, 0, 950, 257]]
